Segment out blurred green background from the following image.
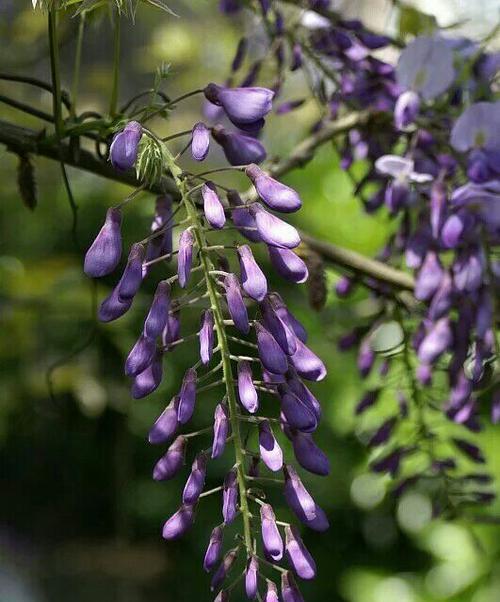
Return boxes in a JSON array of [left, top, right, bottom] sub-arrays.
[[1, 1, 499, 601]]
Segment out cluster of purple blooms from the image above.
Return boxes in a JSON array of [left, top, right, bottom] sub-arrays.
[[84, 76, 330, 600]]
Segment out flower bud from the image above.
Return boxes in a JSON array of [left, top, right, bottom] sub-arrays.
[[264, 580, 279, 602], [270, 293, 307, 342], [268, 246, 308, 283], [260, 296, 297, 355], [212, 125, 266, 166], [283, 464, 329, 531], [178, 229, 195, 288], [289, 338, 326, 381], [144, 196, 173, 275], [212, 403, 230, 459], [238, 245, 268, 301], [125, 333, 156, 377], [291, 431, 330, 476], [237, 360, 259, 413], [204, 83, 274, 130], [222, 469, 238, 524], [177, 368, 197, 424], [199, 310, 215, 365], [260, 503, 283, 561], [144, 281, 170, 339], [204, 525, 224, 572], [357, 340, 375, 378], [355, 389, 380, 415], [98, 287, 132, 322], [286, 372, 321, 420], [417, 318, 452, 364], [153, 435, 186, 480], [182, 452, 208, 504], [245, 556, 259, 599], [250, 204, 300, 248], [117, 243, 145, 302], [285, 525, 316, 580], [228, 191, 262, 243], [110, 121, 142, 171], [255, 322, 288, 375], [224, 273, 250, 334], [149, 396, 180, 444], [394, 90, 420, 130], [84, 207, 122, 278], [258, 420, 283, 472], [203, 183, 226, 230], [281, 571, 304, 602], [452, 438, 485, 464], [415, 251, 443, 301], [246, 164, 302, 213], [191, 122, 210, 161], [279, 385, 318, 433], [453, 248, 483, 292], [211, 547, 239, 592], [131, 350, 163, 398], [162, 503, 195, 540], [162, 311, 181, 350]]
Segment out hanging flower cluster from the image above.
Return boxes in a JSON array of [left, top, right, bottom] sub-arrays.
[[84, 79, 329, 600]]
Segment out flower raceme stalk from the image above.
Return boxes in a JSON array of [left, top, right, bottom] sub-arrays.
[[83, 83, 328, 600]]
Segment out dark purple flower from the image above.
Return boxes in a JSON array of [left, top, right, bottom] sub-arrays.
[[212, 125, 266, 166], [204, 83, 274, 130], [237, 360, 259, 413], [355, 389, 380, 415], [110, 121, 142, 171], [283, 464, 329, 531], [250, 204, 300, 248], [153, 435, 186, 480], [335, 275, 354, 297], [149, 396, 179, 444], [84, 207, 122, 278], [270, 294, 307, 343], [281, 571, 304, 602], [264, 580, 279, 602], [285, 525, 316, 580], [268, 246, 308, 283], [162, 503, 195, 540], [417, 318, 452, 364], [246, 164, 302, 213], [368, 417, 397, 447], [279, 385, 317, 433], [238, 245, 268, 301], [222, 469, 238, 524], [177, 368, 197, 424], [357, 340, 375, 377], [290, 42, 302, 71], [231, 37, 247, 71], [286, 372, 321, 420], [199, 310, 215, 365], [228, 191, 262, 242], [260, 503, 283, 561], [191, 122, 210, 161], [453, 248, 483, 292], [162, 311, 181, 350], [258, 420, 283, 472], [131, 351, 163, 398], [144, 281, 170, 339], [223, 273, 249, 333], [202, 183, 226, 230], [415, 251, 443, 301], [98, 287, 132, 322], [289, 338, 326, 381], [144, 196, 173, 274], [117, 243, 145, 302], [276, 99, 306, 115], [211, 547, 239, 592], [204, 525, 224, 572], [125, 333, 156, 377], [291, 431, 330, 476], [260, 296, 297, 355], [394, 90, 420, 130], [182, 452, 207, 504], [212, 403, 230, 459], [428, 272, 454, 320], [370, 448, 406, 477], [245, 556, 259, 599], [178, 229, 195, 288], [219, 0, 242, 14], [452, 438, 486, 463], [255, 322, 288, 375]]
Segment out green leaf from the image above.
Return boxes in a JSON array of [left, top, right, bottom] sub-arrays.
[[398, 6, 437, 37], [369, 321, 404, 356], [143, 0, 179, 17]]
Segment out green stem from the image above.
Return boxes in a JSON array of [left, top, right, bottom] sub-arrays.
[[48, 9, 63, 137], [164, 152, 253, 556], [109, 9, 121, 117], [71, 12, 86, 119]]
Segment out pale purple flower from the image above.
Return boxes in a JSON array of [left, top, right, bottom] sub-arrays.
[[283, 464, 329, 531], [237, 360, 259, 413], [285, 525, 316, 580], [182, 452, 207, 504], [396, 36, 455, 100], [162, 503, 195, 540], [84, 207, 122, 278], [264, 580, 279, 602], [415, 251, 443, 301], [177, 368, 197, 424], [430, 181, 446, 239], [281, 571, 305, 602], [212, 125, 266, 165], [222, 470, 238, 524], [144, 281, 170, 339], [246, 164, 302, 213], [289, 338, 326, 381], [149, 396, 179, 444], [258, 420, 283, 472], [394, 90, 420, 130], [110, 121, 142, 170], [228, 191, 262, 242], [250, 204, 301, 248], [268, 246, 308, 283], [199, 310, 215, 365], [178, 229, 194, 288], [191, 122, 210, 161], [153, 435, 186, 481], [245, 556, 259, 599], [203, 183, 226, 229], [375, 155, 433, 184], [204, 83, 274, 130], [224, 273, 250, 334], [417, 317, 452, 364], [238, 244, 268, 301], [450, 102, 500, 152], [204, 525, 223, 572], [453, 248, 484, 292], [212, 403, 230, 459], [260, 503, 283, 561]]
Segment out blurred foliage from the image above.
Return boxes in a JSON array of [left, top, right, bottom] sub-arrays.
[[0, 1, 499, 601]]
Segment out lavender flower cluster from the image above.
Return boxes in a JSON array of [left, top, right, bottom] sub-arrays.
[[84, 79, 329, 600]]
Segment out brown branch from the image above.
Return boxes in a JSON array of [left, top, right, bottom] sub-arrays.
[[0, 117, 414, 292]]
